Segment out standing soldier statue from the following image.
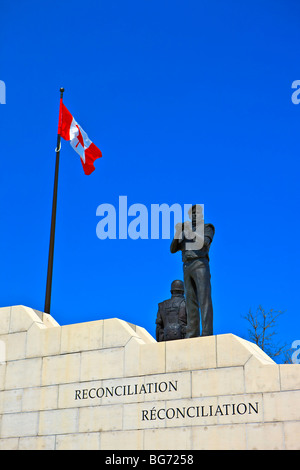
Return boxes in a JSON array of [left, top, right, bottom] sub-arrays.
[[155, 280, 187, 342], [170, 205, 215, 338]]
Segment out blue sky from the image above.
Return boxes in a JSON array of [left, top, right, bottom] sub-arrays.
[[0, 0, 299, 362]]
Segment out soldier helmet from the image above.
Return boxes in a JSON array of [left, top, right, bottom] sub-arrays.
[[171, 280, 184, 293]]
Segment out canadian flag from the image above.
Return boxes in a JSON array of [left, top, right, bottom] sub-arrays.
[[58, 100, 102, 175]]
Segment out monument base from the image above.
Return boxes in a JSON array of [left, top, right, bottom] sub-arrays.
[[0, 306, 299, 450]]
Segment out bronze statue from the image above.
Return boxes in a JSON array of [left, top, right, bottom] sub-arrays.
[[155, 280, 187, 341], [170, 205, 215, 337]]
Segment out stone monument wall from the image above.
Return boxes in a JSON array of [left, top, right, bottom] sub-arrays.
[[0, 306, 299, 450]]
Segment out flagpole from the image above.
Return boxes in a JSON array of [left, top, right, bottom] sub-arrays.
[[44, 87, 64, 314]]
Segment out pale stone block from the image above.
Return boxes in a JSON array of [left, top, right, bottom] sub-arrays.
[[216, 334, 252, 368], [134, 325, 156, 344], [191, 424, 247, 450], [0, 363, 6, 389], [279, 364, 300, 391], [103, 318, 140, 348], [166, 336, 216, 372], [26, 323, 61, 358], [0, 389, 23, 413], [25, 322, 46, 358], [61, 320, 103, 354], [42, 325, 61, 356], [22, 385, 58, 411], [235, 336, 275, 364], [31, 310, 59, 327], [80, 348, 124, 381], [39, 409, 78, 435], [0, 338, 6, 365], [139, 342, 166, 375], [9, 305, 44, 333], [40, 313, 60, 328], [192, 366, 244, 398], [0, 438, 19, 450], [0, 307, 11, 334], [124, 337, 145, 377], [244, 356, 280, 393], [284, 421, 300, 450], [78, 404, 123, 432], [5, 357, 42, 389], [144, 427, 192, 450], [1, 411, 38, 438], [263, 390, 300, 422], [42, 353, 80, 386], [4, 332, 27, 361], [101, 430, 143, 450], [55, 432, 100, 450], [246, 422, 284, 450], [19, 436, 55, 450]]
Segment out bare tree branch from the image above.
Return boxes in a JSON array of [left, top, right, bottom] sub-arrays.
[[242, 306, 288, 362]]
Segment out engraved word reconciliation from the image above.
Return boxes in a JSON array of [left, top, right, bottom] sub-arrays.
[[75, 380, 178, 400]]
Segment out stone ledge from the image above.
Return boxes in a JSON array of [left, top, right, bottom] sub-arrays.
[[0, 306, 280, 370], [1, 305, 300, 450]]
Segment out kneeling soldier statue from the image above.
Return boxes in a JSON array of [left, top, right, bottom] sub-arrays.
[[155, 280, 187, 342]]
